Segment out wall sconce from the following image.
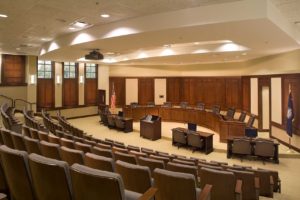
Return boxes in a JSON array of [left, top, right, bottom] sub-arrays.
[[29, 75, 36, 84], [56, 75, 61, 84], [79, 75, 84, 84]]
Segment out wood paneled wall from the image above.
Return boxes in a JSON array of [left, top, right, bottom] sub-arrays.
[[282, 74, 300, 135], [242, 77, 250, 112], [37, 79, 55, 109], [110, 76, 242, 109], [138, 78, 154, 105], [85, 79, 97, 105], [1, 54, 26, 86]]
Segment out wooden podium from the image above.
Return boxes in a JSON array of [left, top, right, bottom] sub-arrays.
[[140, 115, 161, 140]]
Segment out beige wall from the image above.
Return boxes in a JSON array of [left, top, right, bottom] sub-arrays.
[[98, 65, 109, 105], [154, 78, 166, 105], [262, 86, 270, 129], [250, 78, 258, 115], [78, 63, 84, 105], [126, 78, 138, 105], [271, 77, 282, 124], [48, 106, 98, 119], [55, 62, 63, 107], [26, 56, 37, 111]]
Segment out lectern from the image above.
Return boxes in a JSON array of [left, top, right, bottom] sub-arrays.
[[140, 115, 161, 140]]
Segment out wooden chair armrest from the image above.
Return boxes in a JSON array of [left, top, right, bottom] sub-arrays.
[[254, 177, 260, 189], [138, 187, 157, 200], [235, 179, 243, 194], [198, 184, 212, 200]]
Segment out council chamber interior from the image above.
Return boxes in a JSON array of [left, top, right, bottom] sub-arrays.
[[0, 0, 299, 200]]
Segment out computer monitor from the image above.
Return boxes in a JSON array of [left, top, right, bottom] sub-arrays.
[[188, 123, 197, 131]]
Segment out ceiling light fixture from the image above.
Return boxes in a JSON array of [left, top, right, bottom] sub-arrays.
[[241, 52, 247, 56], [73, 21, 89, 28], [69, 27, 76, 30], [101, 14, 110, 18], [194, 42, 200, 45], [163, 44, 171, 48], [0, 14, 8, 18]]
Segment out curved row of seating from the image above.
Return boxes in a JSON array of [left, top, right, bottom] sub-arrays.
[[41, 109, 63, 134], [0, 128, 212, 200], [0, 103, 22, 133], [56, 112, 86, 137], [23, 108, 48, 132]]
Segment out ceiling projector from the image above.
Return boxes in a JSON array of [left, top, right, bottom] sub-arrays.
[[85, 50, 104, 60]]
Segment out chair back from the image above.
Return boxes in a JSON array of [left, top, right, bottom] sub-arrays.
[[23, 136, 41, 155], [247, 114, 255, 127], [226, 107, 235, 119], [0, 146, 34, 200], [153, 168, 198, 200], [48, 134, 60, 145], [114, 151, 137, 165], [166, 162, 198, 180], [74, 142, 92, 153], [115, 117, 125, 129], [212, 105, 221, 114], [200, 167, 236, 200], [196, 102, 205, 110], [70, 164, 125, 200], [38, 131, 49, 141], [84, 153, 115, 172], [60, 138, 74, 149], [187, 133, 203, 149], [92, 147, 114, 159], [60, 146, 84, 165], [254, 140, 275, 158], [107, 115, 116, 127], [1, 129, 14, 149], [149, 155, 170, 165], [248, 169, 273, 197], [127, 145, 140, 152], [172, 129, 186, 146], [232, 138, 252, 155], [137, 156, 165, 177], [40, 140, 61, 160], [28, 153, 72, 200], [238, 111, 246, 122], [172, 159, 195, 166], [115, 160, 152, 193], [10, 132, 26, 151]]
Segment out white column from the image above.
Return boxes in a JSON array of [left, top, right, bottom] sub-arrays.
[[78, 63, 85, 105]]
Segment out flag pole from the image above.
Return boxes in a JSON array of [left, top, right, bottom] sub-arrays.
[[287, 83, 293, 153]]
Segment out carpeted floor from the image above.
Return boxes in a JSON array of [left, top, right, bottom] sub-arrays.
[[68, 116, 300, 200]]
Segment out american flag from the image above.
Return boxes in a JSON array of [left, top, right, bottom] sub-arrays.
[[110, 82, 116, 111]]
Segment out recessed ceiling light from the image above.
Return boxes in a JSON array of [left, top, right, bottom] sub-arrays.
[[241, 52, 247, 56], [69, 27, 76, 30], [0, 14, 8, 18], [163, 44, 171, 48], [73, 21, 88, 28], [101, 14, 110, 18], [194, 42, 200, 45], [16, 47, 21, 50], [41, 38, 51, 41]]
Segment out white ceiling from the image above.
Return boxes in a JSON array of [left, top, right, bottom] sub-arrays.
[[0, 0, 300, 65]]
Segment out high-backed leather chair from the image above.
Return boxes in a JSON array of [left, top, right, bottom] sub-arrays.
[[227, 169, 259, 200], [114, 151, 137, 165], [212, 105, 221, 114], [147, 102, 155, 107], [200, 167, 242, 200], [246, 114, 255, 127], [232, 138, 252, 156], [60, 137, 74, 149], [226, 107, 236, 119], [23, 136, 41, 155], [196, 102, 205, 111], [247, 168, 274, 197], [70, 163, 156, 200], [187, 132, 203, 152], [130, 102, 139, 108], [10, 131, 26, 151], [74, 142, 92, 153], [137, 156, 165, 177], [40, 140, 61, 160], [254, 139, 275, 160], [84, 153, 115, 172], [0, 146, 35, 200], [166, 162, 198, 183], [28, 153, 73, 200], [91, 146, 114, 158], [115, 117, 125, 131], [0, 129, 14, 149], [153, 168, 212, 200], [180, 102, 188, 109], [172, 129, 186, 149], [115, 160, 152, 193], [60, 146, 84, 165], [238, 111, 246, 122], [162, 102, 172, 108], [107, 115, 116, 128]]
